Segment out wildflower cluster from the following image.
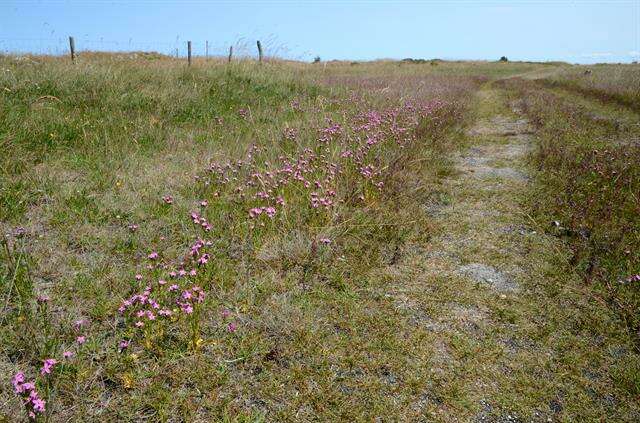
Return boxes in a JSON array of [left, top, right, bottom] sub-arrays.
[[12, 318, 86, 419], [113, 96, 448, 354], [197, 99, 446, 226], [117, 217, 213, 351], [12, 372, 45, 419]]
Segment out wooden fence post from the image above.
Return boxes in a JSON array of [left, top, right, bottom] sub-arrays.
[[175, 48, 178, 58], [205, 40, 209, 60], [228, 45, 233, 63], [68, 36, 75, 62], [187, 41, 192, 66], [257, 40, 263, 63]]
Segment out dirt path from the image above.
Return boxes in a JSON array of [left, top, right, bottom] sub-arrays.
[[386, 84, 639, 421]]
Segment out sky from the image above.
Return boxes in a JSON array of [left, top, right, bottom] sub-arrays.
[[0, 0, 638, 63]]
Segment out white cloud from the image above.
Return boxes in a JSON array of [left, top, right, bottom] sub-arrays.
[[629, 51, 640, 57]]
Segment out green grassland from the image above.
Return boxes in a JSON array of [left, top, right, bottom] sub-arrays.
[[1, 54, 639, 421]]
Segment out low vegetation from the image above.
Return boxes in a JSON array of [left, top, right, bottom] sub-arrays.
[[542, 63, 640, 112], [501, 74, 640, 346], [1, 54, 639, 421]]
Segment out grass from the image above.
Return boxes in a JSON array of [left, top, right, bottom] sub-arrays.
[[1, 53, 639, 421], [541, 63, 640, 112], [500, 76, 640, 345]]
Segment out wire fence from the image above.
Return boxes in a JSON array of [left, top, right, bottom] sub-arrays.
[[0, 34, 312, 61]]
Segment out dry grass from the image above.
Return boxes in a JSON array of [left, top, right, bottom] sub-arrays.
[[543, 63, 640, 111], [1, 55, 638, 421]]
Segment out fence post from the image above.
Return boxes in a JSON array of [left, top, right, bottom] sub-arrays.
[[68, 36, 75, 62], [228, 45, 233, 63], [175, 48, 178, 58], [205, 41, 209, 60], [187, 41, 192, 66], [257, 40, 263, 63]]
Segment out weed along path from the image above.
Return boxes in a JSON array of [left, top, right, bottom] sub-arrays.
[[392, 84, 640, 421]]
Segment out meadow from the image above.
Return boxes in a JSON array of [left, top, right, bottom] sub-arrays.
[[1, 54, 639, 421]]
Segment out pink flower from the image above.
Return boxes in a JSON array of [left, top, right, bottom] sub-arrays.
[[135, 274, 143, 281], [127, 223, 139, 232], [40, 358, 57, 375], [227, 322, 237, 333], [118, 340, 130, 352], [76, 336, 86, 344], [169, 284, 179, 291], [221, 309, 231, 318], [63, 351, 74, 359], [31, 397, 46, 413], [135, 321, 144, 328], [320, 238, 331, 245], [12, 372, 25, 394], [148, 252, 159, 260], [200, 200, 208, 207], [162, 195, 173, 204], [249, 207, 263, 218]]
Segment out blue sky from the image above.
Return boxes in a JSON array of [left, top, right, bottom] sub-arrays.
[[1, 0, 638, 63]]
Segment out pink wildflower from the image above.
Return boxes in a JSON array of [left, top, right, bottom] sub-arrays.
[[32, 396, 46, 413], [40, 358, 57, 375], [249, 207, 263, 218], [12, 372, 25, 393]]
